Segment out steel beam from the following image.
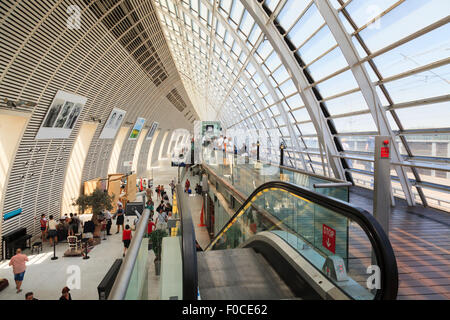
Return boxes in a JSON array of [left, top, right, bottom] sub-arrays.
[[241, 0, 346, 180], [314, 0, 415, 206]]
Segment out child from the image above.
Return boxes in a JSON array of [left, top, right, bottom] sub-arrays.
[[122, 225, 132, 257]]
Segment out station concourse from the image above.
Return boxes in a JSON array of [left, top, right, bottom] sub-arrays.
[[0, 0, 449, 302]]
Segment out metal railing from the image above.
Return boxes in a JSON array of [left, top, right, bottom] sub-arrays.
[[108, 208, 150, 300]]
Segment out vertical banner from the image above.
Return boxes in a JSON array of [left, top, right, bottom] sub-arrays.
[[145, 121, 159, 140], [128, 117, 146, 140], [99, 108, 126, 139], [36, 90, 87, 139]]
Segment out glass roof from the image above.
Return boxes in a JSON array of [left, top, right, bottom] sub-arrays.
[[153, 0, 450, 212]]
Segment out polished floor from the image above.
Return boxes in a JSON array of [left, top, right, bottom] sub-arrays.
[[350, 186, 450, 300]]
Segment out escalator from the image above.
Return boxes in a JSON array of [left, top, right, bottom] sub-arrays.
[[178, 179, 398, 300]]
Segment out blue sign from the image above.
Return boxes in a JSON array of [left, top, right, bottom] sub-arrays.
[[3, 208, 22, 221]]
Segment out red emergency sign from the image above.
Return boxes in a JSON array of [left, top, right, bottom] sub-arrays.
[[322, 224, 336, 254], [381, 146, 389, 158]]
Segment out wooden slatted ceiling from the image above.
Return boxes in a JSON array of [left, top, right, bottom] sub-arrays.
[[0, 0, 198, 248]]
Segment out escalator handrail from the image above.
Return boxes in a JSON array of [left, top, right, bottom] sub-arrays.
[[204, 180, 398, 300], [176, 184, 198, 300]]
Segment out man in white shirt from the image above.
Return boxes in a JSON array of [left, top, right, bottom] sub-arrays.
[[217, 135, 224, 151], [104, 210, 112, 235], [47, 215, 59, 246]]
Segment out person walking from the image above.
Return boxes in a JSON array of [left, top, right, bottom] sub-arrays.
[[9, 249, 28, 294], [47, 215, 58, 246], [122, 225, 132, 257], [146, 187, 152, 202], [155, 207, 168, 231], [169, 180, 175, 196], [185, 179, 190, 193], [39, 214, 47, 243], [115, 204, 125, 234]]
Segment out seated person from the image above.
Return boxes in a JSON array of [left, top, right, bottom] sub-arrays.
[[82, 220, 95, 240]]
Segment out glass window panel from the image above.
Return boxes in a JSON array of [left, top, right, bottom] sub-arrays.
[[272, 65, 290, 84], [396, 102, 450, 130], [256, 40, 273, 60], [300, 26, 337, 65], [298, 122, 317, 135], [264, 0, 281, 12], [386, 112, 400, 131], [382, 64, 450, 104], [291, 108, 310, 122], [276, 0, 310, 31], [247, 24, 262, 46], [316, 69, 359, 98], [278, 79, 298, 97], [341, 136, 376, 152], [420, 187, 450, 212], [303, 137, 319, 149], [358, 0, 450, 52], [286, 94, 304, 109], [287, 4, 324, 48], [239, 10, 254, 36], [333, 114, 378, 133], [405, 134, 450, 158], [326, 91, 369, 116], [306, 46, 348, 81], [342, 0, 398, 29], [265, 51, 282, 72], [373, 23, 450, 79]]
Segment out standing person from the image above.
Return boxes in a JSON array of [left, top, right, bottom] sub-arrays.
[[156, 185, 160, 201], [155, 208, 168, 231], [59, 286, 72, 300], [73, 213, 80, 234], [47, 215, 58, 246], [147, 218, 156, 235], [104, 210, 112, 235], [9, 249, 28, 294], [115, 204, 124, 234], [146, 187, 152, 202], [122, 225, 132, 257], [68, 213, 77, 237], [156, 200, 165, 214], [185, 179, 190, 193], [146, 199, 154, 214], [169, 180, 175, 196], [39, 214, 47, 243]]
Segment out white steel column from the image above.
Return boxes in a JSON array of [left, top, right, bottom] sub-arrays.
[[160, 3, 308, 169], [314, 0, 415, 205], [196, 0, 309, 171], [241, 0, 346, 180]]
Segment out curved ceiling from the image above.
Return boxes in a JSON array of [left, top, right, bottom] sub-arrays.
[[0, 0, 448, 226], [154, 0, 450, 212]]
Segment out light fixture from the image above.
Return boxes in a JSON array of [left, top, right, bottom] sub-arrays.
[[3, 98, 37, 109]]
